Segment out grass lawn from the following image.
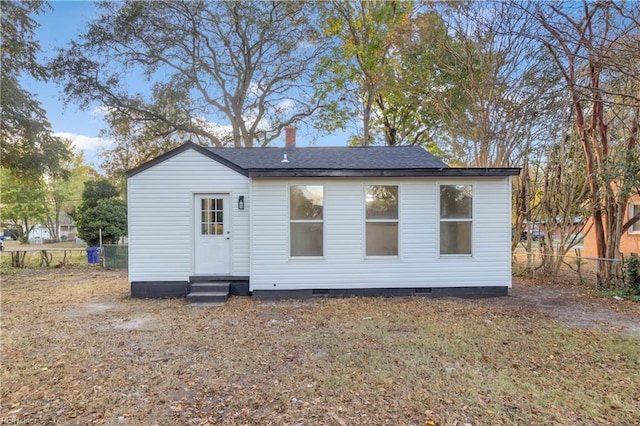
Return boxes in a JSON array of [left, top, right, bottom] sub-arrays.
[[1, 268, 639, 425]]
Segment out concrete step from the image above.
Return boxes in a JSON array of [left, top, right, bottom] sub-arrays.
[[186, 291, 229, 305], [189, 282, 231, 293]]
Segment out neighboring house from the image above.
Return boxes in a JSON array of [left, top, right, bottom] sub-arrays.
[[58, 213, 77, 241], [582, 194, 640, 258], [27, 213, 77, 243], [28, 224, 51, 243], [127, 131, 520, 300]]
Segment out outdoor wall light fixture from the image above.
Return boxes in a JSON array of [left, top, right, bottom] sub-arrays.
[[238, 195, 245, 210]]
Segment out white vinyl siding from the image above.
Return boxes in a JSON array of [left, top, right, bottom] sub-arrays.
[[127, 149, 250, 282], [250, 177, 512, 291]]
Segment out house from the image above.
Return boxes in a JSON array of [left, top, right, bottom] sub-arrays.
[[582, 194, 640, 258], [127, 129, 520, 301], [27, 213, 77, 243]]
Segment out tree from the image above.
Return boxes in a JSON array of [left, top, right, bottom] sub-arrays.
[[52, 0, 330, 148], [44, 151, 97, 241], [537, 132, 591, 275], [374, 8, 469, 148], [1, 1, 70, 178], [433, 1, 563, 168], [98, 111, 184, 196], [76, 198, 127, 247], [75, 179, 127, 246], [533, 1, 640, 283], [319, 0, 410, 145], [0, 168, 49, 243]]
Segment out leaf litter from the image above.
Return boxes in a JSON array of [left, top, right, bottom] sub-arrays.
[[1, 268, 638, 425]]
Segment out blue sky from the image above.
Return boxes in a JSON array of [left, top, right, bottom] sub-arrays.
[[25, 1, 350, 172], [21, 1, 107, 169]]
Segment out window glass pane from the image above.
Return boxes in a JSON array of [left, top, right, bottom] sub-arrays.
[[632, 205, 640, 232], [440, 185, 472, 219], [366, 222, 398, 256], [290, 185, 324, 220], [201, 224, 208, 235], [216, 224, 224, 235], [201, 211, 208, 223], [366, 186, 398, 219], [217, 199, 223, 211], [201, 199, 208, 211], [216, 212, 223, 223], [290, 223, 323, 256], [440, 221, 471, 255]]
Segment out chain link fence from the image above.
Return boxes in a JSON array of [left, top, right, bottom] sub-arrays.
[[102, 244, 128, 269], [512, 249, 627, 289]]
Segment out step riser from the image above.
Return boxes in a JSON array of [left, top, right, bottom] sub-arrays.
[[187, 294, 229, 304], [190, 283, 230, 293], [188, 281, 230, 305]]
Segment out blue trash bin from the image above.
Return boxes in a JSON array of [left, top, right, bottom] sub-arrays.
[[86, 247, 101, 264]]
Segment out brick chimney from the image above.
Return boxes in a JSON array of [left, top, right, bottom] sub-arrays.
[[285, 126, 296, 148]]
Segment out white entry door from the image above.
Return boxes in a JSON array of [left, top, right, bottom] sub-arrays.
[[194, 194, 231, 275]]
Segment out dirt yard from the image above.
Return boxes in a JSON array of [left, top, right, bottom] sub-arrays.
[[1, 268, 639, 425]]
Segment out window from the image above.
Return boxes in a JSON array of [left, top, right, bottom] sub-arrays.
[[201, 198, 224, 235], [290, 185, 324, 256], [440, 184, 472, 255], [366, 185, 398, 256], [631, 204, 640, 234]]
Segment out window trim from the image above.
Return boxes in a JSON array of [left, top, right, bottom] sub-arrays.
[[630, 203, 640, 235], [364, 184, 400, 258], [438, 182, 474, 257], [288, 183, 325, 258]]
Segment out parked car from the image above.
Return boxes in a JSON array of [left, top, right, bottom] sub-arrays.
[[520, 230, 545, 242], [3, 229, 19, 240]]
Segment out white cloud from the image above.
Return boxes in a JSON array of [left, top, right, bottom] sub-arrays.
[[90, 105, 113, 119], [55, 132, 114, 151]]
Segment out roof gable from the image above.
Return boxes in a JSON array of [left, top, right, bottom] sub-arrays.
[[126, 142, 249, 178]]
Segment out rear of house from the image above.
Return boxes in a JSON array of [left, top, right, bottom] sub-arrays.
[[127, 140, 519, 299]]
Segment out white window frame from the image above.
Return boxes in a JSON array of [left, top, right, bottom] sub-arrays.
[[364, 184, 399, 258], [438, 183, 473, 257], [289, 184, 325, 258], [630, 203, 640, 234]]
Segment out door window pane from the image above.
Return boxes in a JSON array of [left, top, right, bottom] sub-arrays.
[[201, 198, 224, 235]]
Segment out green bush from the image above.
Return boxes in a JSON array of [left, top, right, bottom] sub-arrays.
[[623, 253, 640, 296], [75, 179, 127, 247]]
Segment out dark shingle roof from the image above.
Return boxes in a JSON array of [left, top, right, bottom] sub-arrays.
[[126, 142, 520, 178], [208, 145, 449, 170]]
